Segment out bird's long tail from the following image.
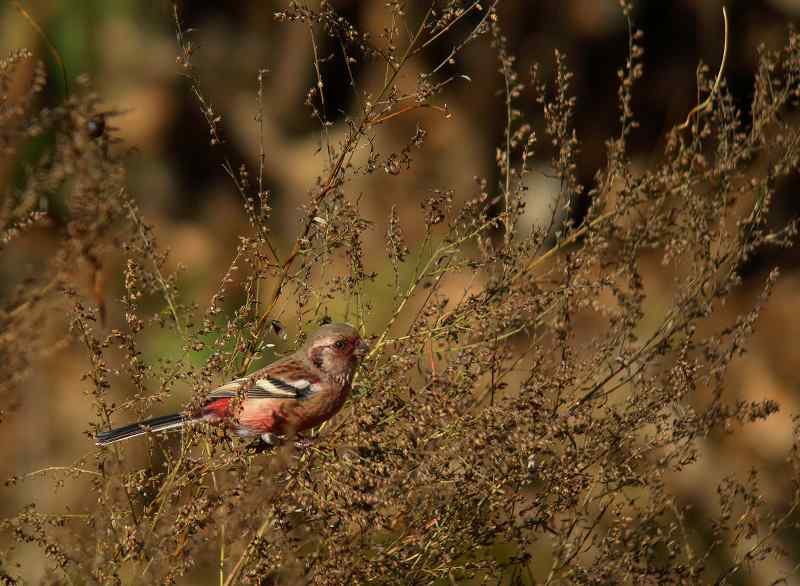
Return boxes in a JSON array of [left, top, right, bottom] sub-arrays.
[[95, 413, 195, 446]]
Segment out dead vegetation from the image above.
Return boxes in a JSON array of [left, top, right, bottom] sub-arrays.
[[2, 2, 800, 584]]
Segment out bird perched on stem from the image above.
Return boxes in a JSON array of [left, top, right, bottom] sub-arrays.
[[95, 323, 369, 446]]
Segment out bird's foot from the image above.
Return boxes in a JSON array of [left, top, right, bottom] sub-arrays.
[[244, 433, 282, 454], [294, 436, 316, 450], [245, 440, 273, 454], [246, 433, 315, 454], [261, 433, 281, 446]]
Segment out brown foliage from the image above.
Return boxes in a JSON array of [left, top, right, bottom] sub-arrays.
[[2, 2, 800, 584]]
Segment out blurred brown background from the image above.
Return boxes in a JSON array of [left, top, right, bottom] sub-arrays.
[[2, 0, 800, 583]]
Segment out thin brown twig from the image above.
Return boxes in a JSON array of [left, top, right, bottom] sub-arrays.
[[11, 1, 68, 96], [368, 103, 449, 127], [678, 6, 729, 130], [238, 3, 439, 375], [123, 196, 185, 338], [510, 210, 615, 286]]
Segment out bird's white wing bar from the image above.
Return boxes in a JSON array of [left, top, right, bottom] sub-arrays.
[[252, 377, 312, 398], [210, 378, 247, 394], [206, 377, 313, 401]]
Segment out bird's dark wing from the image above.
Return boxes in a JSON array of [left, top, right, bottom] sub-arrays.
[[206, 375, 314, 401]]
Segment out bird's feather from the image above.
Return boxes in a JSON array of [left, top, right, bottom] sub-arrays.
[[206, 375, 313, 401]]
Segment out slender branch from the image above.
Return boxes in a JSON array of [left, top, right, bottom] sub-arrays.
[[124, 197, 185, 338], [237, 3, 439, 375], [678, 6, 729, 130]]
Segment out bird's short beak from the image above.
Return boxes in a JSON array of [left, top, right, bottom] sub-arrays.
[[355, 338, 370, 358]]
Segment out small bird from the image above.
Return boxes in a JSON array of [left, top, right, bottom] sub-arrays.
[[95, 323, 369, 446]]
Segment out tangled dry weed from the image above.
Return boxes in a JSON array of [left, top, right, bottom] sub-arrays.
[[2, 2, 800, 584]]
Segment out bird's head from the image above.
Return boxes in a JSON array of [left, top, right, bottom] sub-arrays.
[[304, 322, 369, 382]]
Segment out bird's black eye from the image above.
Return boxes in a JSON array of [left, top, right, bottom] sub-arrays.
[[333, 339, 347, 350]]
